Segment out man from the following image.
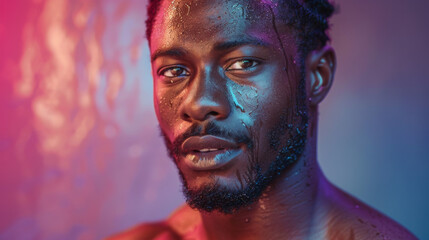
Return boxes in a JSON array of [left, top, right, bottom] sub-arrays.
[[110, 0, 417, 239]]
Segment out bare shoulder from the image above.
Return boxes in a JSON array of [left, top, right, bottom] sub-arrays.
[[106, 221, 176, 240], [106, 204, 201, 240], [165, 203, 202, 236], [323, 186, 418, 240]]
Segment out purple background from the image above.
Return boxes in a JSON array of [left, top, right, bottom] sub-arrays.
[[0, 0, 428, 239]]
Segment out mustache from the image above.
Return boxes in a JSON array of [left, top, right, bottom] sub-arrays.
[[161, 122, 253, 158]]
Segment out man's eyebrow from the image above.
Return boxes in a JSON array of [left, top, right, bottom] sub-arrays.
[[213, 39, 270, 52], [151, 40, 269, 62], [151, 47, 188, 62]]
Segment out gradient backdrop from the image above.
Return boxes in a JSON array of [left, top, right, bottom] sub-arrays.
[[0, 0, 428, 239]]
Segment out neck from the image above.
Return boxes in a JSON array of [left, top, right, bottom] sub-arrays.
[[199, 119, 330, 240]]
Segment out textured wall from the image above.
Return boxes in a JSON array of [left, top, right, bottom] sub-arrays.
[[0, 0, 428, 239], [321, 1, 429, 239]]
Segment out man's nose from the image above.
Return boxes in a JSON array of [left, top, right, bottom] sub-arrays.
[[179, 67, 230, 122]]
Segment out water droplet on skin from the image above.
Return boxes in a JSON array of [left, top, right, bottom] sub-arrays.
[[185, 3, 191, 15], [228, 85, 245, 112], [258, 198, 266, 210]]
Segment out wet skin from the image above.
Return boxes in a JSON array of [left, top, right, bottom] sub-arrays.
[[107, 0, 419, 239], [151, 0, 304, 198]]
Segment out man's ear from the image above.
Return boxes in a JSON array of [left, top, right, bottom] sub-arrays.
[[306, 46, 336, 106]]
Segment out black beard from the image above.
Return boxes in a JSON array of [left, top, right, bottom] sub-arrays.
[[160, 81, 308, 214]]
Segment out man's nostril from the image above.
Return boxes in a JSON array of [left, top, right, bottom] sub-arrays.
[[183, 113, 191, 121]]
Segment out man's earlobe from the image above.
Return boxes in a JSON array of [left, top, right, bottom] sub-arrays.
[[307, 46, 336, 106]]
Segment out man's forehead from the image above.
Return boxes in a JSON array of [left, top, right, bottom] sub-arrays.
[[155, 0, 270, 31], [161, 0, 277, 17], [150, 0, 291, 52]]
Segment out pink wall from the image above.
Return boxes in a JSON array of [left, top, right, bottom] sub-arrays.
[[0, 0, 428, 239]]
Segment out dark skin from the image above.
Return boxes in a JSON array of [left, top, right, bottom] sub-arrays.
[[108, 0, 417, 239]]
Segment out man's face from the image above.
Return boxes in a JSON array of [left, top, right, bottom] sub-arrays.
[[150, 0, 308, 213]]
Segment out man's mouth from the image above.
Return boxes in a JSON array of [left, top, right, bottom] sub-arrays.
[[181, 135, 242, 171], [194, 148, 223, 153]]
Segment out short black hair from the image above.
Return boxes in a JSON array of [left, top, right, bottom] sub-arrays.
[[145, 0, 335, 60], [145, 0, 162, 44]]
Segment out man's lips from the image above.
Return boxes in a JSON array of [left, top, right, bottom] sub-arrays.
[[180, 135, 242, 171], [181, 135, 239, 154]]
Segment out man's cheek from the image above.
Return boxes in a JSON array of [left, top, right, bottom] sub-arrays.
[[156, 93, 183, 132], [226, 82, 260, 117]]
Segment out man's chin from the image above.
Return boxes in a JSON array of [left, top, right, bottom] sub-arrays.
[[183, 183, 250, 214], [179, 168, 267, 214]]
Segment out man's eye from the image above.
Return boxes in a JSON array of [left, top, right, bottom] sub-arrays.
[[160, 66, 190, 78], [226, 59, 259, 71]]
